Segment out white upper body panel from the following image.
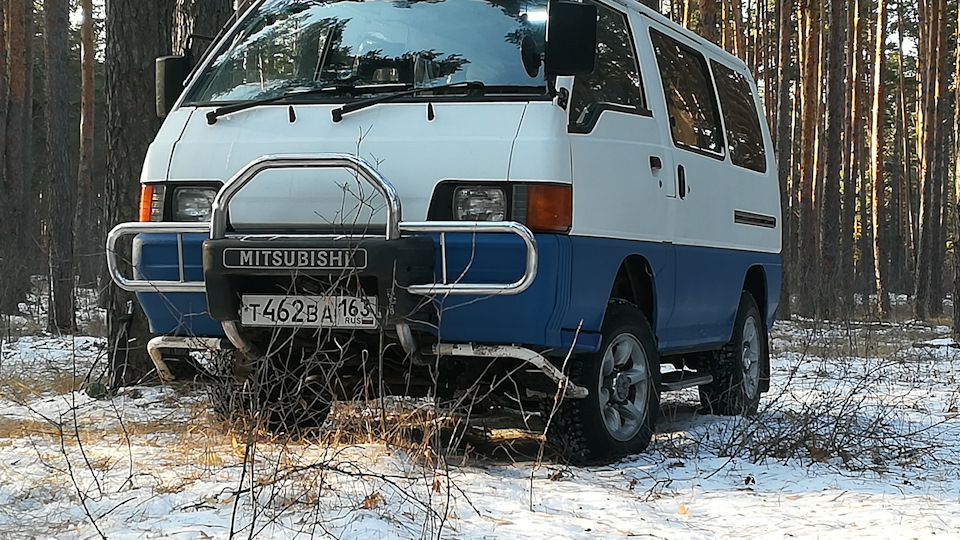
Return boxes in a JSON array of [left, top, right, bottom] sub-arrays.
[[143, 0, 780, 254]]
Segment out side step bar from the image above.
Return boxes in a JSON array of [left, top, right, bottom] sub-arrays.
[[432, 343, 590, 399], [659, 370, 713, 392], [146, 336, 223, 382]]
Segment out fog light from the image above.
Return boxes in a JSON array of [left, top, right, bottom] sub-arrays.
[[454, 187, 506, 221]]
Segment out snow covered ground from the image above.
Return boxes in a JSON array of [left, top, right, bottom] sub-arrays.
[[1, 318, 959, 539]]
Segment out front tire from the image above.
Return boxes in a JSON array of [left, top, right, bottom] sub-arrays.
[[699, 292, 766, 416], [545, 302, 660, 464]]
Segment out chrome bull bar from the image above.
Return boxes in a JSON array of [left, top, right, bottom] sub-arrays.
[[106, 153, 538, 296], [105, 154, 584, 398]]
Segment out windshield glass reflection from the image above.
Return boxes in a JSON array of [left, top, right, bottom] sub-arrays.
[[185, 0, 549, 104]]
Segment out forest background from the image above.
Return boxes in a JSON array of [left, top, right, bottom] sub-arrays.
[[0, 0, 957, 375]]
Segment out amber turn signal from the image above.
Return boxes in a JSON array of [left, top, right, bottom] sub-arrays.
[[138, 185, 153, 222], [138, 184, 165, 222], [525, 184, 572, 232]]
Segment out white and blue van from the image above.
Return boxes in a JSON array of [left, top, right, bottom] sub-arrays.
[[107, 0, 781, 463]]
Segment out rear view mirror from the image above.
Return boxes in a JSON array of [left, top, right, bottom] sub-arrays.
[[544, 2, 597, 77], [156, 55, 190, 118]]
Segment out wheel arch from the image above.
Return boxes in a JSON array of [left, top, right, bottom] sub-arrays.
[[742, 265, 770, 392], [609, 255, 657, 330], [743, 265, 767, 323]]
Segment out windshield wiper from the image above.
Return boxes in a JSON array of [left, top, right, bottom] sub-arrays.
[[331, 81, 485, 123], [205, 84, 404, 125]]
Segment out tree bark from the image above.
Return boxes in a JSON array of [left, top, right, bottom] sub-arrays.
[[729, 0, 746, 58], [775, 0, 794, 318], [1, 0, 32, 314], [105, 0, 176, 382], [915, 0, 943, 319], [0, 1, 7, 180], [870, 0, 889, 317], [819, 0, 845, 315], [698, 0, 719, 44], [76, 0, 97, 287], [840, 0, 859, 309], [173, 0, 233, 60], [952, 3, 960, 337], [796, 1, 821, 316], [896, 4, 914, 293], [927, 0, 948, 317], [0, 2, 8, 299], [45, 0, 75, 331]]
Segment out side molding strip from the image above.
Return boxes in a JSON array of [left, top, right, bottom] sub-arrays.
[[734, 210, 777, 229]]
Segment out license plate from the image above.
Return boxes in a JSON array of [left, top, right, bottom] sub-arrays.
[[240, 295, 378, 328]]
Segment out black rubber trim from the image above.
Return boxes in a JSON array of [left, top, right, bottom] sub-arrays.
[[568, 103, 654, 134], [734, 210, 777, 229], [202, 236, 435, 325]]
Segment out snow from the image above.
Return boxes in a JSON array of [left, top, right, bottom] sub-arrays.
[[2, 318, 960, 539]]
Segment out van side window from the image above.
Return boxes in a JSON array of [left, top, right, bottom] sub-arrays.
[[650, 29, 724, 156], [569, 2, 647, 132], [711, 61, 767, 173]]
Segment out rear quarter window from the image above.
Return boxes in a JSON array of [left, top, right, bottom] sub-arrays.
[[711, 60, 767, 173]]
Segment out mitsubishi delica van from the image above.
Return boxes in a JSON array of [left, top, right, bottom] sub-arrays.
[[107, 0, 782, 464]]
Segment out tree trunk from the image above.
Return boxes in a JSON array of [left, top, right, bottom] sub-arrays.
[[1, 0, 32, 314], [840, 0, 859, 310], [698, 0, 719, 44], [896, 4, 914, 293], [0, 0, 7, 178], [916, 0, 944, 319], [45, 0, 75, 332], [173, 0, 233, 61], [775, 0, 794, 318], [952, 4, 960, 337], [0, 2, 8, 298], [76, 0, 97, 287], [105, 0, 176, 383], [870, 0, 889, 317], [927, 0, 949, 317], [796, 2, 821, 316], [819, 0, 845, 316]]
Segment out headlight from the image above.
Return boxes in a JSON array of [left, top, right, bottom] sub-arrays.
[[454, 187, 506, 221], [173, 187, 217, 222]]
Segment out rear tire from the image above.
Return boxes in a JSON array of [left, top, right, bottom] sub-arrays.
[[544, 302, 660, 464], [699, 292, 766, 416]]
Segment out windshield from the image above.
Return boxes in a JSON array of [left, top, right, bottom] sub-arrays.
[[184, 0, 549, 104]]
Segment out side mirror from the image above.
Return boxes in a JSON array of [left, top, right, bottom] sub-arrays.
[[544, 2, 597, 77], [156, 55, 190, 118]]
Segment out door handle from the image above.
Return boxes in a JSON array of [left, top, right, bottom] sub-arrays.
[[678, 164, 687, 199], [650, 156, 662, 171]]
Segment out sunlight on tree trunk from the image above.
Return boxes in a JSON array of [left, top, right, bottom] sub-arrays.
[[698, 0, 719, 43], [870, 0, 889, 318], [76, 0, 97, 288], [797, 1, 821, 317]]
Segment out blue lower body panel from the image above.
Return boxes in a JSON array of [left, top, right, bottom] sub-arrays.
[[134, 233, 224, 336], [133, 231, 781, 354]]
